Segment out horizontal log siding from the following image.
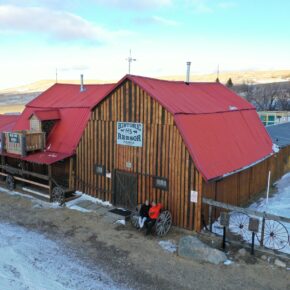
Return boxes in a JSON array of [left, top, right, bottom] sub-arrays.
[[76, 80, 200, 229]]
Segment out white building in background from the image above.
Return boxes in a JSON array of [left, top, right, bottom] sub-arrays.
[[258, 111, 290, 126]]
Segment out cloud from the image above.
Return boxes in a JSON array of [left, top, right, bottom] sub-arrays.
[[91, 0, 172, 10], [218, 1, 236, 9], [0, 5, 130, 43], [188, 0, 212, 13], [0, 0, 76, 9], [135, 15, 180, 27]]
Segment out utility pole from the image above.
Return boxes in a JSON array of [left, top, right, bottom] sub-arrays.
[[126, 49, 136, 75]]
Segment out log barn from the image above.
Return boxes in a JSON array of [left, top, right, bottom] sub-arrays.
[[75, 75, 279, 231]]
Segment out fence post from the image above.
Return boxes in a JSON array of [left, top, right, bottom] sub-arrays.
[[209, 205, 213, 232], [260, 213, 266, 247], [21, 132, 27, 157]]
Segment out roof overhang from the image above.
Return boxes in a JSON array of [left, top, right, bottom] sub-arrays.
[[30, 109, 61, 121]]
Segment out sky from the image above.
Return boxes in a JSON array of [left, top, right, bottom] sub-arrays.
[[0, 0, 290, 88]]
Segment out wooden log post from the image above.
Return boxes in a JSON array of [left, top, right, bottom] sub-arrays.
[[194, 173, 203, 232], [68, 157, 75, 191], [0, 132, 5, 154], [21, 131, 27, 157], [48, 165, 52, 201]]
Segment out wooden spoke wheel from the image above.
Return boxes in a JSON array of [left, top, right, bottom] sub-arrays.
[[130, 205, 141, 228], [256, 219, 289, 250], [228, 212, 251, 242], [52, 186, 65, 206], [6, 175, 15, 191], [155, 210, 172, 237]]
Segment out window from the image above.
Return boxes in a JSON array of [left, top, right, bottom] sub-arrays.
[[30, 116, 41, 131], [95, 164, 105, 176], [154, 177, 168, 190]]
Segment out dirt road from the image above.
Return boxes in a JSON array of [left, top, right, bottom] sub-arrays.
[[0, 190, 289, 290]]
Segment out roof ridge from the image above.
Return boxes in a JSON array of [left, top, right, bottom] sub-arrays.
[[127, 74, 221, 84]]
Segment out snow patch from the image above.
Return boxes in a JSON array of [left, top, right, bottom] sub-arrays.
[[115, 219, 126, 225], [223, 259, 233, 265], [74, 191, 112, 207], [158, 240, 177, 253], [272, 143, 280, 153], [0, 223, 126, 290]]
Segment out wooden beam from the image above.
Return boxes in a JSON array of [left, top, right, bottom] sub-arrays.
[[202, 197, 290, 224], [14, 176, 50, 189], [0, 164, 49, 180]]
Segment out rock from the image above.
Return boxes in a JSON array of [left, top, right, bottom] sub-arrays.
[[261, 255, 267, 261], [274, 259, 286, 268], [178, 236, 227, 265], [237, 248, 247, 256]]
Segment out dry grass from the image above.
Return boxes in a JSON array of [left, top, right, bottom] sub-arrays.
[[162, 70, 290, 84]]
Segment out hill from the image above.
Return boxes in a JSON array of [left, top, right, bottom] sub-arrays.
[[0, 70, 290, 114], [1, 70, 290, 95]]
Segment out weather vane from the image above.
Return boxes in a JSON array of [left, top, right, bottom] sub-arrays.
[[126, 49, 136, 75]]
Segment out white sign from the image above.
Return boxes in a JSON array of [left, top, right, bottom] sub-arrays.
[[117, 122, 143, 147], [190, 190, 198, 203]]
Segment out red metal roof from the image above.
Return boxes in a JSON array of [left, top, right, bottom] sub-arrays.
[[175, 110, 273, 181], [0, 114, 19, 132], [23, 151, 72, 165], [27, 83, 114, 109], [14, 107, 90, 155], [13, 82, 115, 161], [117, 75, 254, 114], [31, 109, 60, 121]]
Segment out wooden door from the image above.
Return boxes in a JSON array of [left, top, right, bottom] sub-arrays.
[[114, 171, 137, 209]]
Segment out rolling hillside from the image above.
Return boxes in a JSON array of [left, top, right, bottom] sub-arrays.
[[0, 70, 290, 114]]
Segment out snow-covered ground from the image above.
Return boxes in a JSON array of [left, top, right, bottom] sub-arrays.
[[212, 172, 290, 254], [0, 223, 125, 290]]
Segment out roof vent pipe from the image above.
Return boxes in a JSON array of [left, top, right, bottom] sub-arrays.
[[80, 74, 85, 92], [185, 61, 191, 85]]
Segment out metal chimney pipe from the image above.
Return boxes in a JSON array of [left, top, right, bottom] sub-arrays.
[[80, 74, 85, 92], [186, 61, 191, 84]]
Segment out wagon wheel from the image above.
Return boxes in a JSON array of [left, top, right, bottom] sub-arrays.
[[130, 205, 141, 228], [256, 219, 289, 250], [52, 186, 65, 206], [130, 212, 140, 228], [228, 212, 251, 242], [155, 210, 172, 237], [6, 175, 15, 191]]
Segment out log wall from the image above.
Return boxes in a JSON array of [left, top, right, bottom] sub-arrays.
[[202, 146, 290, 221]]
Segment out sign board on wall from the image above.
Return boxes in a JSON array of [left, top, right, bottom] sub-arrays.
[[8, 133, 20, 144], [117, 122, 143, 147], [190, 190, 198, 203]]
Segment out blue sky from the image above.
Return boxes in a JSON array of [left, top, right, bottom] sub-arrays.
[[0, 0, 290, 88]]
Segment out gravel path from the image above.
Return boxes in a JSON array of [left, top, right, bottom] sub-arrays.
[[0, 189, 289, 290]]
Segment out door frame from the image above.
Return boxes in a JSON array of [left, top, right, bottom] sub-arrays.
[[113, 170, 137, 209]]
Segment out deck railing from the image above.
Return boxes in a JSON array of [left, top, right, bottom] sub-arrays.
[[1, 131, 46, 156]]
